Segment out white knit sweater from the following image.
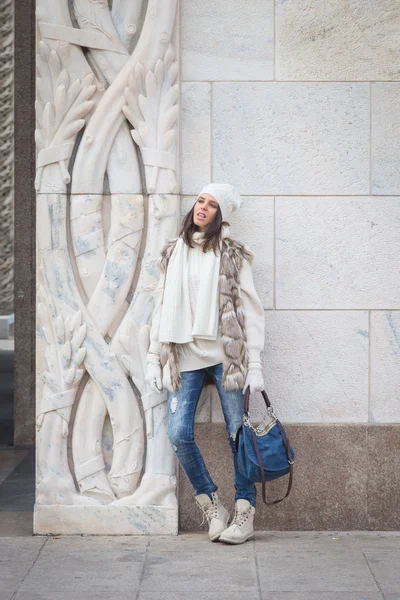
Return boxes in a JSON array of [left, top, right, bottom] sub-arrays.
[[148, 235, 265, 372]]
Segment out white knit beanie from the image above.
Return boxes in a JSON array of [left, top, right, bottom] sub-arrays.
[[197, 183, 241, 220]]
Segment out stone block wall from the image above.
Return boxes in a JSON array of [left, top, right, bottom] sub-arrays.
[[178, 0, 400, 529], [13, 0, 400, 530]]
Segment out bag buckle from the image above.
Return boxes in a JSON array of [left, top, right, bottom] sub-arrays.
[[244, 411, 277, 436], [243, 414, 253, 429]]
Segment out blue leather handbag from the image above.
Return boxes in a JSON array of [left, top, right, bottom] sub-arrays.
[[237, 388, 295, 505]]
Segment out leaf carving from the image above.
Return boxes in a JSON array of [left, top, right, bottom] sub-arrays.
[[123, 44, 179, 192], [74, 7, 113, 40], [35, 41, 97, 191], [37, 288, 88, 396]]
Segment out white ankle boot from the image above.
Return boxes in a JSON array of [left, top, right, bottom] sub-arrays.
[[219, 499, 255, 545], [195, 491, 230, 542]]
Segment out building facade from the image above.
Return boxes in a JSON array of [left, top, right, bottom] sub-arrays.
[[12, 0, 400, 532]]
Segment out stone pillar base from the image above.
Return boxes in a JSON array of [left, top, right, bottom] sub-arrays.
[[34, 505, 178, 536]]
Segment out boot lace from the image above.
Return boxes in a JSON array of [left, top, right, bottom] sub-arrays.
[[231, 505, 252, 528], [196, 492, 219, 526]]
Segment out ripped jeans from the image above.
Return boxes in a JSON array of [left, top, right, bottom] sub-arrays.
[[167, 362, 257, 507]]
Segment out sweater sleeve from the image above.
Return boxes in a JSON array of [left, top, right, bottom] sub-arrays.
[[239, 257, 265, 365], [147, 268, 166, 360]]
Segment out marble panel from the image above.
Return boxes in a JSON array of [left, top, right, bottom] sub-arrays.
[[213, 83, 369, 195], [276, 196, 400, 309], [181, 82, 211, 195], [371, 312, 400, 423], [372, 84, 400, 195], [181, 0, 273, 81], [276, 0, 400, 81], [257, 311, 369, 423]]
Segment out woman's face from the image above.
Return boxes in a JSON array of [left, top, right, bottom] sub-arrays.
[[193, 194, 219, 232]]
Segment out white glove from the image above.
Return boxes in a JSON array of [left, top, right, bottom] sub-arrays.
[[243, 362, 265, 394], [145, 355, 163, 393]]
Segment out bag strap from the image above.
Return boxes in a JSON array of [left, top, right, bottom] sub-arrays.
[[245, 387, 294, 506], [244, 388, 271, 412]]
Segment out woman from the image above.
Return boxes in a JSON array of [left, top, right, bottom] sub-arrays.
[[145, 183, 265, 545]]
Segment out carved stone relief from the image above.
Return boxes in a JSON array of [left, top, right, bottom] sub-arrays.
[[35, 0, 179, 534]]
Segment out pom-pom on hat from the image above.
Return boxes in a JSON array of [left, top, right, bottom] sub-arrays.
[[197, 183, 241, 220]]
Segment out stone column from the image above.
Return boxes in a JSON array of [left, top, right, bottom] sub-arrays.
[[34, 0, 180, 535], [14, 0, 36, 446]]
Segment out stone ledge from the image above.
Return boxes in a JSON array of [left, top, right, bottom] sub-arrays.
[[179, 423, 400, 532], [34, 505, 178, 536]]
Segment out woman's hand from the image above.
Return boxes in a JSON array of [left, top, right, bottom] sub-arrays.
[[244, 362, 265, 394], [145, 355, 163, 393]]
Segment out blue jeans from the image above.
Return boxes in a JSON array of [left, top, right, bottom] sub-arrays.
[[167, 362, 257, 507]]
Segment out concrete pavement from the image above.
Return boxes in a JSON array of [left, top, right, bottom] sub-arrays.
[[1, 446, 399, 599], [1, 531, 400, 600]]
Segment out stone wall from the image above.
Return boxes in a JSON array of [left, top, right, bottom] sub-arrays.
[[13, 1, 400, 530], [178, 0, 400, 530], [14, 0, 36, 445]]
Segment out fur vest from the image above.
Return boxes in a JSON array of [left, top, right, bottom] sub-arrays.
[[158, 235, 254, 392]]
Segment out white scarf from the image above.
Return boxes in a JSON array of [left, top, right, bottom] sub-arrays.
[[158, 226, 229, 344]]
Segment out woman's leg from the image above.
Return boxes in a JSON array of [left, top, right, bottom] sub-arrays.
[[167, 368, 218, 499], [208, 363, 257, 508]]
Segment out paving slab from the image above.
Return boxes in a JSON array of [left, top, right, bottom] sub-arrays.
[[0, 468, 16, 485], [18, 541, 147, 595], [0, 532, 398, 599], [255, 531, 360, 552], [41, 535, 149, 552], [0, 512, 32, 536], [0, 479, 35, 512], [363, 550, 400, 593], [140, 550, 258, 593], [354, 532, 400, 551], [0, 448, 29, 470], [261, 594, 384, 600], [148, 532, 251, 554], [256, 548, 378, 592], [0, 537, 45, 595], [14, 594, 133, 600], [0, 451, 35, 514], [138, 594, 260, 600]]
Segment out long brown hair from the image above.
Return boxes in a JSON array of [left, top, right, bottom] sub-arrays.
[[179, 202, 229, 255]]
